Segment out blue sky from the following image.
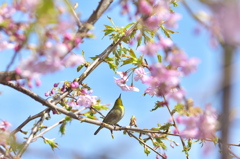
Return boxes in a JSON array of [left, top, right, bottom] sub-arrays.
[[0, 0, 240, 158]]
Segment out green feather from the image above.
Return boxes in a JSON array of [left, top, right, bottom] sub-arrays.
[[94, 94, 124, 135]]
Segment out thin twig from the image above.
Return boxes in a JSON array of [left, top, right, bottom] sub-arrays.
[[53, 24, 137, 104], [64, 0, 83, 29], [126, 131, 166, 159], [10, 109, 49, 136], [17, 109, 50, 157], [78, 0, 114, 34], [228, 147, 240, 159], [163, 96, 189, 159], [32, 119, 65, 140]]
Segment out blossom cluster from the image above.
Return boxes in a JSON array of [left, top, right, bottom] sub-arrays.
[[120, 0, 181, 30], [115, 50, 199, 102], [0, 1, 85, 87], [0, 120, 11, 145], [176, 104, 218, 139]]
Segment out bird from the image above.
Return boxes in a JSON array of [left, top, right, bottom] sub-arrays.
[[94, 94, 124, 135]]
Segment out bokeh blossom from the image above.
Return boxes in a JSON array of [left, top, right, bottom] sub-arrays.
[[77, 95, 97, 108], [0, 120, 11, 145], [114, 71, 139, 92], [177, 104, 218, 139]]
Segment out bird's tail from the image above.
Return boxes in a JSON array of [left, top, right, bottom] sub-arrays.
[[94, 126, 102, 135]]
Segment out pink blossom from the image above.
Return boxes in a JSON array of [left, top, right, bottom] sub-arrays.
[[63, 54, 85, 67], [165, 13, 182, 29], [14, 0, 40, 12], [68, 100, 78, 107], [0, 40, 15, 51], [209, 1, 240, 45], [54, 83, 59, 87], [167, 52, 200, 76], [144, 16, 162, 30], [77, 95, 97, 108], [128, 86, 140, 92], [35, 78, 41, 86], [149, 63, 180, 87], [70, 81, 79, 89], [16, 42, 85, 87], [166, 88, 185, 102], [121, 2, 130, 15], [180, 58, 200, 76], [0, 4, 16, 20], [44, 91, 50, 97], [50, 89, 55, 95], [144, 86, 157, 96], [138, 0, 153, 16], [81, 88, 93, 95], [114, 72, 139, 92], [142, 63, 182, 99], [167, 52, 188, 67], [0, 120, 11, 131], [134, 67, 148, 82], [61, 84, 66, 92], [138, 42, 161, 56], [177, 104, 218, 139], [159, 38, 173, 49]]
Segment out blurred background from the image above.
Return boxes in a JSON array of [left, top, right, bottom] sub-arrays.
[[0, 0, 240, 158]]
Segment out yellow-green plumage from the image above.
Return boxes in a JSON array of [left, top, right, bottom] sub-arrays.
[[94, 94, 124, 135]]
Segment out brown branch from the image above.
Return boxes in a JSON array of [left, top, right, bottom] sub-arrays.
[[0, 71, 22, 81], [126, 131, 166, 159], [10, 108, 49, 136], [220, 44, 235, 159], [163, 96, 189, 159], [53, 24, 137, 104], [17, 109, 50, 157], [78, 0, 113, 34], [228, 147, 240, 159], [0, 81, 79, 120]]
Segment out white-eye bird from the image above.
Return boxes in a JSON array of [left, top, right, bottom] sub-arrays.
[[94, 94, 124, 135]]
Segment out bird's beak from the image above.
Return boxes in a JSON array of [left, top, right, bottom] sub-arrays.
[[119, 94, 121, 98]]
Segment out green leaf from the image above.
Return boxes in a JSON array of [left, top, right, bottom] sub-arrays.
[[77, 64, 84, 72], [161, 26, 171, 38], [160, 123, 173, 131], [60, 121, 67, 135], [173, 103, 185, 114], [129, 48, 137, 58], [106, 57, 115, 61], [84, 111, 97, 120], [43, 138, 59, 150], [155, 138, 167, 150], [65, 116, 72, 121], [121, 58, 134, 66], [36, 0, 58, 25], [157, 54, 162, 63], [90, 56, 98, 60], [144, 147, 151, 156], [187, 139, 192, 148], [107, 61, 117, 72], [137, 36, 143, 48], [107, 16, 116, 28], [125, 22, 136, 29], [104, 30, 115, 36]]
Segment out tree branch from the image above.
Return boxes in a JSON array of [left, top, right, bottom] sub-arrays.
[[10, 109, 49, 136], [126, 131, 166, 159], [0, 71, 22, 82], [78, 0, 113, 33], [17, 109, 50, 157], [163, 96, 189, 159]]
